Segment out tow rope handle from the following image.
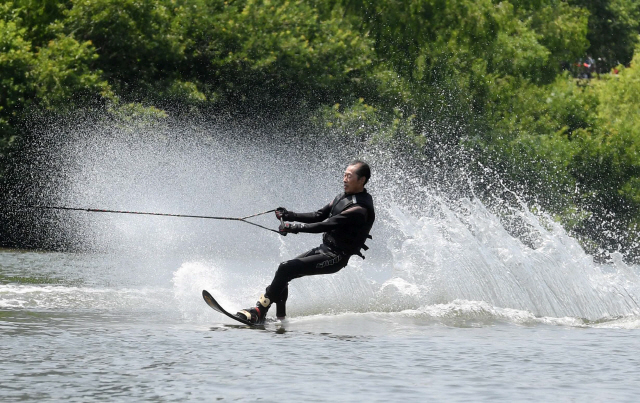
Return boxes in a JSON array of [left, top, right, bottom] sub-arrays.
[[279, 214, 286, 237]]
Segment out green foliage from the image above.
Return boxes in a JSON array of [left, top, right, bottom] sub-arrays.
[[32, 34, 114, 110], [478, 48, 640, 256], [0, 16, 112, 114], [569, 0, 640, 70], [331, 0, 593, 149], [0, 11, 33, 167], [313, 99, 380, 138], [5, 0, 71, 46], [570, 50, 640, 229], [179, 0, 379, 111], [339, 0, 588, 83], [486, 74, 599, 142], [312, 98, 421, 148], [0, 18, 33, 118], [514, 0, 590, 79], [470, 76, 587, 214], [0, 1, 114, 179], [105, 102, 169, 134], [64, 0, 186, 97], [1, 0, 640, 258]]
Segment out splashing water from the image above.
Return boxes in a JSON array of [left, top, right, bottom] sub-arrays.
[[6, 115, 640, 327], [380, 197, 640, 321]]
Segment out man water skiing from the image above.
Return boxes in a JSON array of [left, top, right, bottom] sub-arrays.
[[236, 160, 375, 324]]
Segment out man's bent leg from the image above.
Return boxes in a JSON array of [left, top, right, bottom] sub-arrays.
[[236, 248, 335, 324], [266, 246, 321, 305], [266, 245, 349, 310]]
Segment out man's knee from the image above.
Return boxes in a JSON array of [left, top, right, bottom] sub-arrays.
[[274, 259, 300, 282]]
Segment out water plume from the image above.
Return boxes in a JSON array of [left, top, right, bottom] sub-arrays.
[[5, 111, 640, 324]]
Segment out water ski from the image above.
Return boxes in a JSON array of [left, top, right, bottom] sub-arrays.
[[202, 289, 258, 327]]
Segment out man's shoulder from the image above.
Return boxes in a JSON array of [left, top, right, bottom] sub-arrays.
[[354, 190, 374, 205]]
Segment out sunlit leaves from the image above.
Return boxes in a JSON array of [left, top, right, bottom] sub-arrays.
[[181, 0, 378, 109], [32, 35, 113, 110]]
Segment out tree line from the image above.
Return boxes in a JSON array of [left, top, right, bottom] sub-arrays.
[[1, 0, 639, 260]]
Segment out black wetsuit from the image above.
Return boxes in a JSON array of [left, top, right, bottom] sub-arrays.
[[266, 190, 375, 317]]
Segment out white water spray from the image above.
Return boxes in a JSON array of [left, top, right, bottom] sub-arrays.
[[16, 115, 640, 326]]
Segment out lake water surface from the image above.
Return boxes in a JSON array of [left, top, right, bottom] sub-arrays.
[[2, 248, 640, 402]]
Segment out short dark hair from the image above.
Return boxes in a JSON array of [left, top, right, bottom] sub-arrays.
[[349, 160, 371, 184]]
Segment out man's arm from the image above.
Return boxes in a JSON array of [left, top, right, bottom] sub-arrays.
[[287, 202, 332, 224], [298, 206, 368, 233]]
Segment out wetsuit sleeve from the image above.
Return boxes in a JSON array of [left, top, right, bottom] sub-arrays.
[[298, 206, 368, 233], [287, 202, 332, 223]]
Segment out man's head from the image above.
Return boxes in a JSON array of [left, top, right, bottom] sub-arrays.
[[343, 160, 370, 194]]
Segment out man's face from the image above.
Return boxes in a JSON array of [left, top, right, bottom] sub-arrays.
[[343, 164, 366, 194]]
